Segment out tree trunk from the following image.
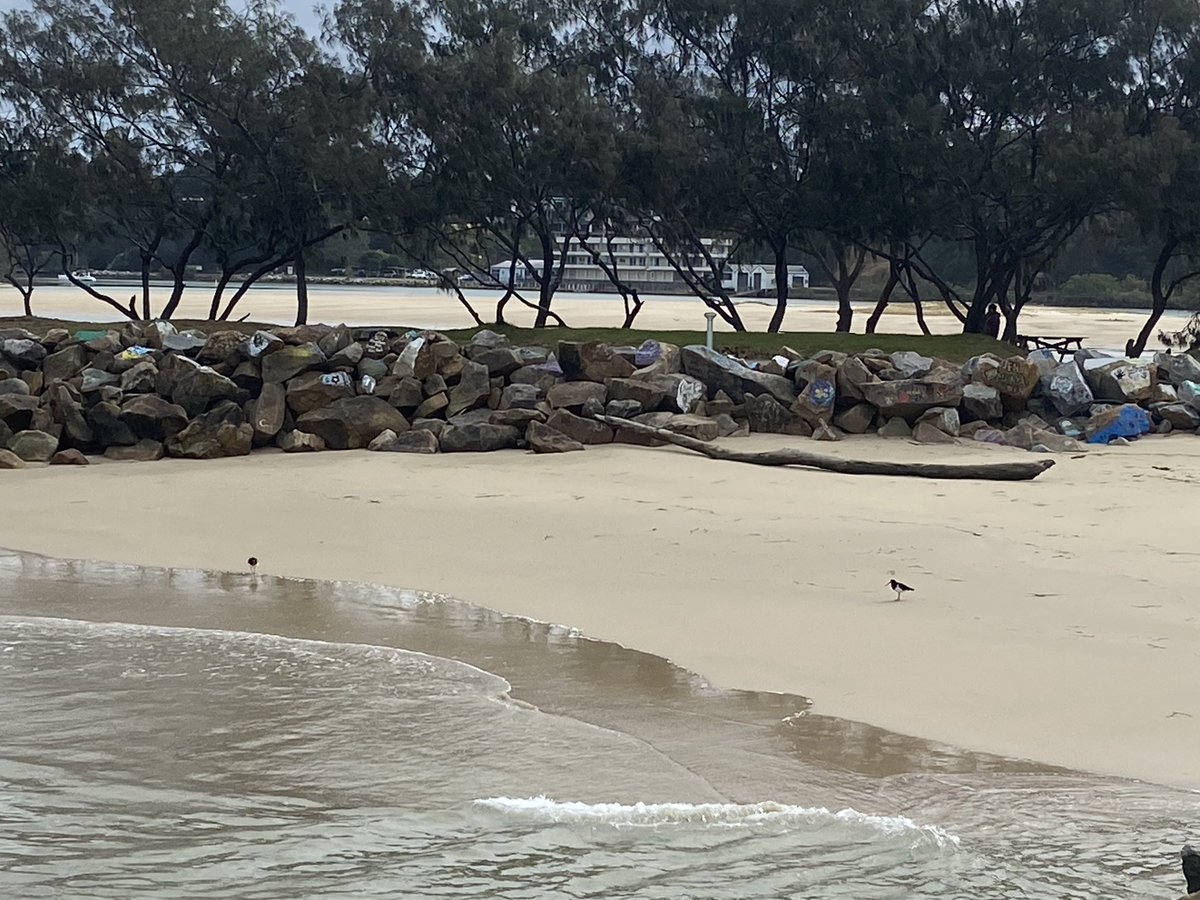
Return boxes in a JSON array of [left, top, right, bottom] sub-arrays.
[[596, 416, 1056, 481], [140, 253, 153, 320], [294, 246, 309, 326], [534, 232, 554, 328], [913, 298, 932, 335], [621, 288, 643, 328], [865, 263, 900, 334], [1130, 236, 1178, 356], [768, 244, 789, 333]]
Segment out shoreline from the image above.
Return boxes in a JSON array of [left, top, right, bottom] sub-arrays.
[[2, 436, 1198, 790]]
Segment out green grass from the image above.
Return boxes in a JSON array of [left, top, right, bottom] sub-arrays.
[[2, 316, 1014, 363]]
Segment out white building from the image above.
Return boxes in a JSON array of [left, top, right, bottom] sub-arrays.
[[486, 235, 808, 294]]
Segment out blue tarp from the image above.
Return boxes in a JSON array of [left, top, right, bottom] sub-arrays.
[[1086, 405, 1152, 444]]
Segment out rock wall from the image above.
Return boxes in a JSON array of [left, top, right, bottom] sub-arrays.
[[1, 322, 1196, 469]]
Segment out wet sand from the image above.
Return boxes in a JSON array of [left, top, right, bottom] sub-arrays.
[[1, 435, 1199, 789], [3, 282, 1188, 350]]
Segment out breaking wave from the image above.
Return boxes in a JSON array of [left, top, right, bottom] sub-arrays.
[[472, 797, 960, 846]]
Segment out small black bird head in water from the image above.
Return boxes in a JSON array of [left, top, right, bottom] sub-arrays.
[[247, 557, 258, 574]]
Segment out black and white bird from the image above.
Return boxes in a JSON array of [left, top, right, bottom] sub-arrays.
[[247, 556, 258, 576], [886, 572, 914, 601]]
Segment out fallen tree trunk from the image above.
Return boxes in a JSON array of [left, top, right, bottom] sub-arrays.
[[596, 416, 1055, 482]]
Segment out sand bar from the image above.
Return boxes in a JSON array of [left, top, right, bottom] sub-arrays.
[[2, 434, 1198, 788]]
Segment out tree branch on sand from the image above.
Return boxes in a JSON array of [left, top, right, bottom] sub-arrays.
[[595, 416, 1056, 482]]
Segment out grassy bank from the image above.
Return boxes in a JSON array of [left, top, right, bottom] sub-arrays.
[[2, 317, 1014, 363]]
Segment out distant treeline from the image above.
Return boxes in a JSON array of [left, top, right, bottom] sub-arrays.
[[2, 0, 1200, 350]]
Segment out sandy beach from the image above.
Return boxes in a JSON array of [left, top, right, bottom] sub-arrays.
[[3, 281, 1190, 351], [2, 432, 1198, 789]]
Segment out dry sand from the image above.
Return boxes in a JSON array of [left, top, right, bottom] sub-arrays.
[[2, 435, 1199, 789], [4, 282, 1190, 350]]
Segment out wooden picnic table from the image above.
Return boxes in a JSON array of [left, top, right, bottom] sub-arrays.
[[1016, 334, 1086, 360]]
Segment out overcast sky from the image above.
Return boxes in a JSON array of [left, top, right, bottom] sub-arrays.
[[0, 0, 326, 34]]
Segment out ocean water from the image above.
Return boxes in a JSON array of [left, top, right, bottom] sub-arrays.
[[0, 550, 1194, 898]]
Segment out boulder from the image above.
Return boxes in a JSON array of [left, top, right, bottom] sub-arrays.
[[1086, 359, 1155, 403], [80, 368, 120, 393], [605, 399, 643, 419], [439, 422, 522, 452], [285, 370, 355, 415], [84, 401, 136, 447], [557, 341, 636, 382], [142, 320, 177, 350], [19, 370, 42, 395], [393, 335, 436, 380], [1041, 362, 1094, 416], [960, 383, 1003, 422], [605, 377, 668, 410], [973, 428, 1008, 445], [713, 413, 747, 437], [889, 350, 933, 378], [414, 393, 450, 418], [545, 409, 614, 445], [2, 338, 47, 369], [745, 394, 794, 433], [317, 323, 353, 358], [811, 421, 842, 442], [248, 382, 287, 446], [166, 408, 254, 459], [329, 341, 364, 370], [860, 379, 963, 420], [367, 428, 440, 453], [294, 395, 410, 450], [526, 420, 585, 453], [792, 370, 837, 425], [102, 438, 163, 461], [1180, 381, 1200, 410], [244, 329, 285, 359], [980, 357, 1039, 409], [8, 429, 59, 462], [198, 330, 249, 365], [230, 360, 263, 393], [47, 384, 94, 450], [447, 360, 492, 417], [0, 394, 40, 431], [917, 406, 960, 437], [499, 383, 539, 411], [912, 421, 956, 444], [1005, 422, 1081, 453], [389, 377, 424, 410], [836, 357, 874, 402], [119, 395, 189, 442], [490, 408, 545, 428], [1153, 403, 1200, 430], [472, 347, 523, 377], [1085, 403, 1152, 444], [0, 378, 30, 397], [663, 414, 719, 442], [547, 381, 608, 411], [0, 447, 26, 468], [1154, 351, 1200, 386], [639, 373, 706, 413], [277, 429, 326, 453], [468, 329, 509, 350], [680, 345, 795, 403], [878, 416, 912, 438], [171, 360, 244, 416], [119, 360, 159, 394], [262, 343, 327, 383], [161, 332, 206, 353], [50, 448, 89, 466], [833, 402, 875, 434]]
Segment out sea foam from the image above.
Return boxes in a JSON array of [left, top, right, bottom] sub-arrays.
[[472, 797, 959, 845]]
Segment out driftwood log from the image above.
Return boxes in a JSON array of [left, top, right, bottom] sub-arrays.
[[596, 415, 1056, 482]]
